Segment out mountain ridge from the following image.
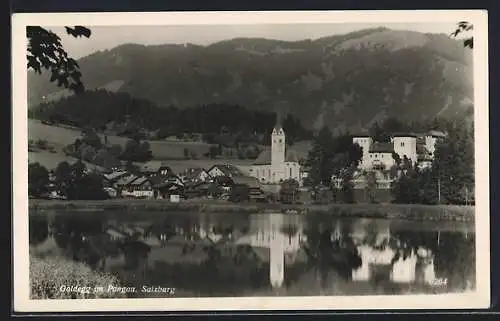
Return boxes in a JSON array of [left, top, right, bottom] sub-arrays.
[[27, 27, 473, 132]]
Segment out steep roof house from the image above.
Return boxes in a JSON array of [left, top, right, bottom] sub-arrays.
[[207, 164, 243, 178], [139, 161, 172, 176], [183, 168, 211, 185]]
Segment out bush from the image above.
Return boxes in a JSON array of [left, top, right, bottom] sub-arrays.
[[30, 256, 126, 299]]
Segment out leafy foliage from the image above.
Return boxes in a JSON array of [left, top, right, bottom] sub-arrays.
[[279, 179, 300, 204], [451, 21, 473, 49], [390, 118, 474, 205], [51, 160, 109, 200], [27, 26, 91, 93], [28, 162, 50, 197], [304, 127, 361, 202]]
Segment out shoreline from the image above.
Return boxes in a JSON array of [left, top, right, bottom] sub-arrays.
[[28, 199, 475, 222]]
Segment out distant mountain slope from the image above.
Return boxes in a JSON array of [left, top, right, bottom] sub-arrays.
[[27, 27, 473, 131]]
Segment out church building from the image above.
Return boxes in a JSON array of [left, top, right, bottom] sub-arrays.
[[249, 118, 302, 184]]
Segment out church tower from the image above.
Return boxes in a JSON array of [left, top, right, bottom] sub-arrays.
[[271, 113, 286, 183]]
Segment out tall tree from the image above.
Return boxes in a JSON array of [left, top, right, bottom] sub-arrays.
[[27, 26, 91, 93], [365, 170, 378, 203], [431, 120, 474, 204], [304, 126, 335, 186], [54, 161, 72, 197]]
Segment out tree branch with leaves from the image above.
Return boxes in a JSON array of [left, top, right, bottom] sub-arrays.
[[451, 21, 473, 49], [27, 26, 91, 93]]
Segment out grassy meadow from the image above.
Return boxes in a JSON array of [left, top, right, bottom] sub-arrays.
[[28, 119, 259, 172], [27, 119, 309, 172], [28, 119, 214, 160]]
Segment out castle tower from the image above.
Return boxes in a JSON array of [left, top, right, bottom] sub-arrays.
[[271, 113, 286, 183], [392, 134, 418, 166]]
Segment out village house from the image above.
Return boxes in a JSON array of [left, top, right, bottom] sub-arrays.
[[182, 167, 211, 185], [149, 173, 184, 199], [249, 119, 302, 185], [114, 174, 139, 191], [125, 176, 155, 199], [207, 164, 243, 178], [139, 161, 172, 177], [102, 170, 131, 187], [105, 227, 127, 242]]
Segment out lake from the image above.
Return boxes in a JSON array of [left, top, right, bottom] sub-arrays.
[[29, 210, 475, 298]]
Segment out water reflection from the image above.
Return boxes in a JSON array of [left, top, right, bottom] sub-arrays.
[[30, 211, 475, 297]]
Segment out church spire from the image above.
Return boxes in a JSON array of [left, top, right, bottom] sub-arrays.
[[274, 110, 283, 131]]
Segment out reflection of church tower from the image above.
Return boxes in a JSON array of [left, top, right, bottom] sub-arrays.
[[271, 112, 286, 183], [270, 214, 285, 289]]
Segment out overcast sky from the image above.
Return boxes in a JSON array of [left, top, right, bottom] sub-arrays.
[[48, 23, 460, 59]]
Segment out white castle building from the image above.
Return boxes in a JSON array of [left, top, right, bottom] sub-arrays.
[[249, 119, 303, 185], [352, 130, 446, 171]]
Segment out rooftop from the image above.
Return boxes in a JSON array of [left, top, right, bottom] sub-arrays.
[[103, 171, 128, 181], [130, 176, 150, 186], [209, 164, 243, 177], [253, 148, 302, 165], [231, 175, 262, 189], [115, 174, 138, 186], [369, 142, 394, 153], [139, 161, 171, 173], [392, 132, 419, 138], [427, 130, 447, 138]]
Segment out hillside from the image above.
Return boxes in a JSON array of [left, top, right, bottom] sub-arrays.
[[27, 27, 473, 132]]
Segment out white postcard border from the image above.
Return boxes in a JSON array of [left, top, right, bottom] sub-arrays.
[[12, 9, 490, 312]]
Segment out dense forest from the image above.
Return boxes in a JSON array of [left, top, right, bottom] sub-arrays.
[[29, 89, 313, 146]]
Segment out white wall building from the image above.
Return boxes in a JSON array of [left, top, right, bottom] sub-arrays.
[[352, 131, 446, 171], [352, 135, 373, 170], [250, 121, 302, 185], [391, 134, 418, 165]]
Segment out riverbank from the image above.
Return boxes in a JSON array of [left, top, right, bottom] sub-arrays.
[[28, 199, 475, 222]]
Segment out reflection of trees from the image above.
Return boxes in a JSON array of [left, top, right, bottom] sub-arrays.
[[301, 214, 362, 288], [48, 214, 110, 270], [29, 214, 49, 246], [32, 212, 475, 294]]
